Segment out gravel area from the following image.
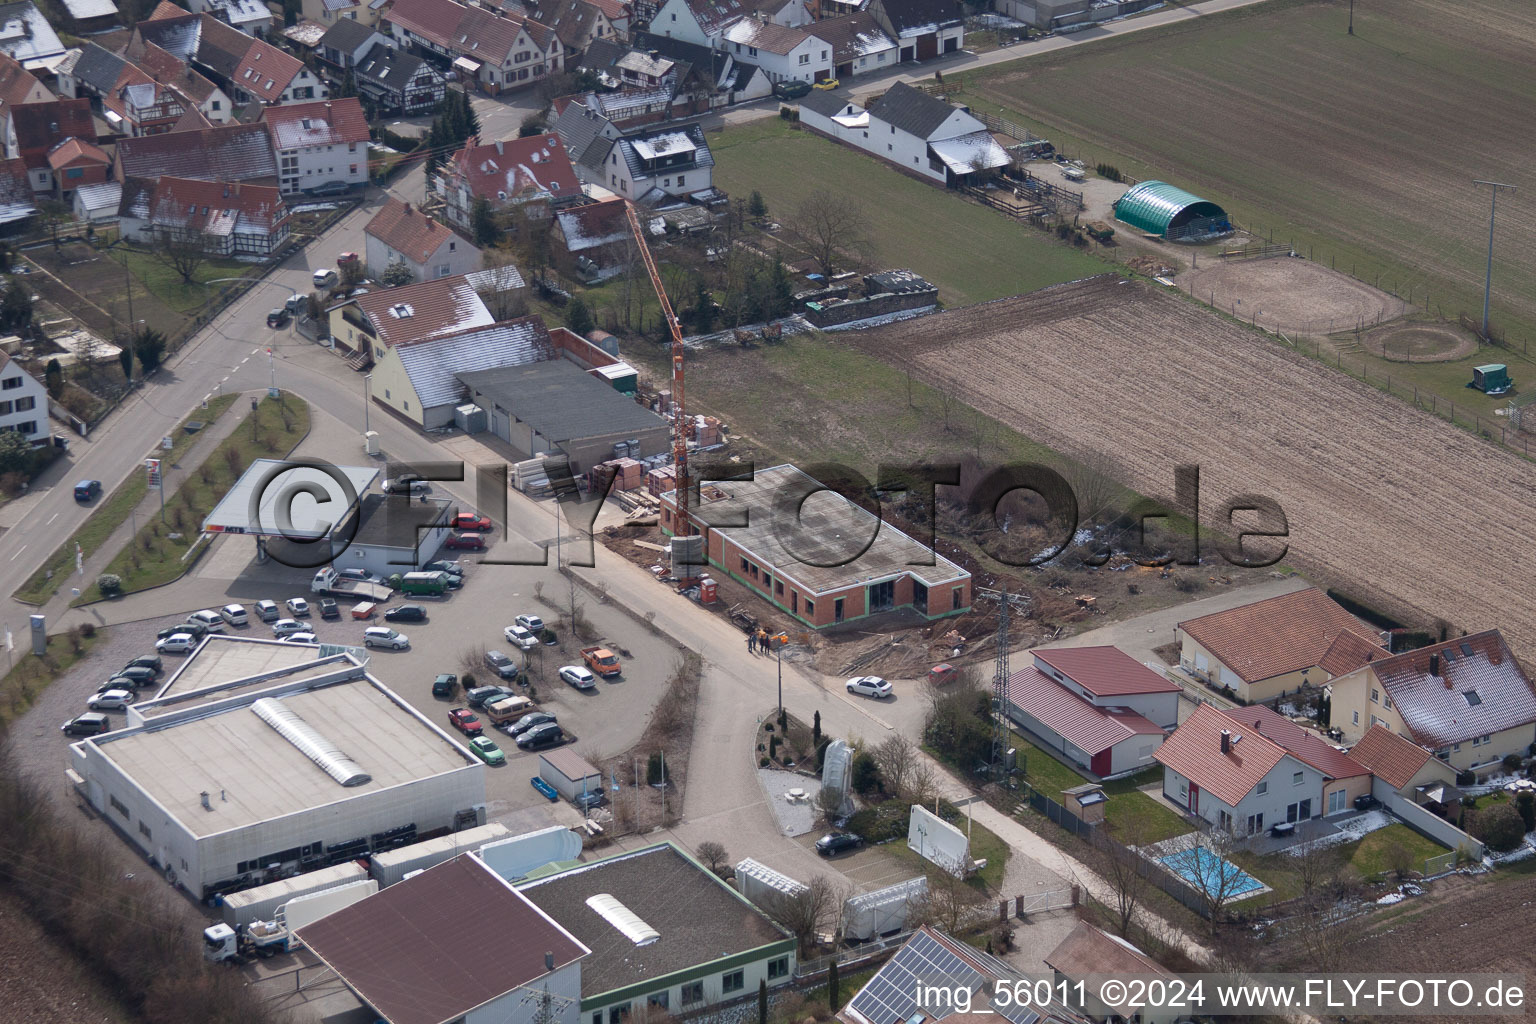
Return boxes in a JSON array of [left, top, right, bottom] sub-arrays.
[[758, 767, 823, 837]]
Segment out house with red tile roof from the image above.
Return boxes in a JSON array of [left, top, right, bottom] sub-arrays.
[[1348, 723, 1459, 804], [0, 51, 51, 154], [114, 121, 278, 185], [45, 136, 109, 200], [1217, 702, 1371, 815], [1045, 922, 1181, 1024], [551, 197, 630, 281], [437, 133, 583, 232], [260, 98, 369, 195], [1175, 586, 1373, 703], [1032, 645, 1182, 727], [120, 175, 290, 256], [365, 197, 480, 283], [8, 98, 94, 194], [326, 273, 495, 362], [386, 0, 564, 94], [1329, 628, 1536, 777]]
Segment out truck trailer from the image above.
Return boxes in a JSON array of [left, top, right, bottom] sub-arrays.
[[204, 879, 378, 963], [312, 567, 392, 603]]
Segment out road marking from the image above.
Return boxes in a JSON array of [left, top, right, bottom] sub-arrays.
[[46, 512, 58, 525], [8, 543, 26, 560]]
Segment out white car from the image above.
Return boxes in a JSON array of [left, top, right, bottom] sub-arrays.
[[559, 665, 596, 690], [187, 609, 227, 632], [846, 675, 893, 699], [219, 603, 248, 627], [155, 633, 197, 654], [515, 614, 545, 634], [503, 625, 539, 650], [313, 268, 338, 288], [364, 627, 409, 650], [281, 632, 319, 644], [272, 618, 307, 636], [286, 597, 310, 616], [88, 688, 134, 711]]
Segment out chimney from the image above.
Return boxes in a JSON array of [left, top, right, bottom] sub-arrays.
[[200, 791, 212, 811], [544, 950, 554, 971], [404, 201, 411, 215], [1219, 729, 1230, 755], [1430, 652, 1440, 677], [496, 139, 504, 155]]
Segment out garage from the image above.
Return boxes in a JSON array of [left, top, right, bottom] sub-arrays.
[[538, 748, 603, 803]]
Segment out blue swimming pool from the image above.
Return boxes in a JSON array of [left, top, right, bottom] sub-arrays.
[[1158, 846, 1264, 896]]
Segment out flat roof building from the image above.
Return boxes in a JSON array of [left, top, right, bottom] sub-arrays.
[[660, 464, 971, 629], [67, 645, 486, 901]]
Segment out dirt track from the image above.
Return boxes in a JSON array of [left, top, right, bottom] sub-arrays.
[[1179, 257, 1408, 335], [845, 276, 1536, 656]]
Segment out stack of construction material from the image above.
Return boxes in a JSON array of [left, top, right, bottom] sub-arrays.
[[612, 457, 645, 490], [691, 415, 723, 447], [514, 458, 552, 495], [646, 466, 676, 496]]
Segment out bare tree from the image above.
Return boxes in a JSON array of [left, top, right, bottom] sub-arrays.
[[1166, 829, 1249, 934], [1061, 450, 1124, 528], [937, 388, 957, 432], [765, 875, 837, 957], [906, 757, 938, 810], [788, 189, 870, 277], [695, 840, 729, 876], [815, 784, 846, 826], [1090, 826, 1152, 938], [150, 228, 215, 285], [872, 735, 917, 802], [910, 866, 986, 934], [475, 252, 531, 321]]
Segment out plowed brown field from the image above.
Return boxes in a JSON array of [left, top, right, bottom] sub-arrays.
[[846, 276, 1536, 655]]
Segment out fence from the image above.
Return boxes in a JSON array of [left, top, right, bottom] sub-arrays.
[[972, 109, 1046, 146], [1423, 850, 1461, 877], [792, 929, 911, 981], [1218, 242, 1294, 260]]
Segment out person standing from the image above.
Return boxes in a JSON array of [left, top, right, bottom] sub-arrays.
[[747, 632, 756, 654]]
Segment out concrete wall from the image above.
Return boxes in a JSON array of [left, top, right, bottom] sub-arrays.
[[1375, 786, 1484, 862]]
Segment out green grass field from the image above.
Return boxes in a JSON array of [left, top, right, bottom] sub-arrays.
[[0, 626, 106, 729], [108, 246, 253, 315], [964, 0, 1536, 341], [709, 119, 1102, 307], [1008, 728, 1189, 843]]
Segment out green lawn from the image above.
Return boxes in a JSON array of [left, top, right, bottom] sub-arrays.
[[14, 396, 238, 606], [709, 119, 1103, 307], [0, 626, 106, 729], [76, 395, 308, 603], [108, 246, 254, 315], [1009, 728, 1189, 843], [1347, 824, 1447, 879]]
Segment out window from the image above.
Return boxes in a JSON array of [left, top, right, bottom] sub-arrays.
[[1370, 688, 1378, 703], [1383, 696, 1392, 710], [677, 175, 685, 186], [1256, 781, 1267, 795], [1352, 710, 1360, 725], [607, 1005, 630, 1024], [647, 993, 669, 1010], [139, 821, 152, 840], [804, 600, 814, 616], [1, 376, 20, 389], [798, 53, 809, 64], [749, 46, 757, 56], [12, 421, 34, 434], [681, 982, 704, 1005], [383, 388, 390, 399], [890, 124, 895, 134], [109, 795, 130, 820], [1292, 771, 1303, 786], [1178, 780, 1188, 797], [0, 400, 9, 414], [593, 1015, 603, 1024], [877, 52, 885, 62], [1464, 690, 1482, 706], [448, 241, 456, 252], [775, 580, 784, 596], [888, 144, 893, 151], [741, 557, 750, 573], [664, 177, 671, 187], [66, 167, 83, 179], [768, 956, 790, 980], [722, 970, 745, 994], [749, 564, 758, 579], [1327, 789, 1346, 814], [952, 587, 963, 610], [1217, 809, 1232, 831]]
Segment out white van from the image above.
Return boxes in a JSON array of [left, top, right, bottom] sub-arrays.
[[219, 604, 249, 627], [187, 609, 227, 632]]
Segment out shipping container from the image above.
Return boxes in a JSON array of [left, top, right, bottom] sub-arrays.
[[220, 861, 369, 927], [366, 823, 513, 888]]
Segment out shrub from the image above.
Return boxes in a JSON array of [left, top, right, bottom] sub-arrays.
[[1457, 770, 1478, 787], [1471, 803, 1526, 852], [760, 756, 771, 767], [1517, 792, 1536, 834], [851, 750, 879, 794], [460, 673, 475, 689], [647, 749, 668, 784], [96, 573, 122, 598], [79, 622, 95, 638], [1502, 752, 1523, 774]]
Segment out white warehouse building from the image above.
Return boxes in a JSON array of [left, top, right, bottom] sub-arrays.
[[66, 638, 486, 901]]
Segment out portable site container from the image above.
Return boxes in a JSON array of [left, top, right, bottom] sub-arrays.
[[367, 823, 513, 888], [219, 861, 369, 927]]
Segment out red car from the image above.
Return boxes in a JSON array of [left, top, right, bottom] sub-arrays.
[[448, 708, 482, 736], [337, 251, 360, 266], [450, 512, 492, 532], [445, 531, 485, 551]]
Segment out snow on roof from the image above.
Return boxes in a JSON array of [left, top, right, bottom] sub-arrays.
[[0, 155, 35, 223], [349, 275, 495, 348], [365, 198, 461, 264], [59, 0, 118, 18], [209, 0, 269, 25], [629, 131, 695, 161], [449, 134, 582, 204], [928, 130, 1010, 174], [73, 180, 120, 213], [262, 97, 369, 150], [721, 18, 818, 56], [395, 316, 553, 410], [554, 198, 628, 251], [284, 20, 329, 48], [0, 2, 65, 68]]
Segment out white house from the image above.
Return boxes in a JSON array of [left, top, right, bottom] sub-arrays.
[[864, 82, 1010, 185], [188, 0, 275, 35], [812, 12, 897, 80], [364, 197, 480, 283], [719, 18, 831, 85], [260, 97, 370, 195], [386, 0, 564, 95], [649, 0, 750, 47], [0, 349, 47, 445], [571, 119, 716, 203]]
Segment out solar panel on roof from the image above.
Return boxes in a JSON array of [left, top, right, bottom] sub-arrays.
[[845, 932, 1039, 1024]]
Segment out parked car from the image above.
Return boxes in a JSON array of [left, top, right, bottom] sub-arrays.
[[272, 618, 307, 637], [572, 789, 605, 811], [155, 633, 197, 654], [812, 78, 840, 91], [774, 79, 812, 99], [385, 604, 427, 623], [465, 685, 515, 710], [336, 568, 381, 582], [467, 736, 506, 766], [113, 665, 158, 688], [281, 632, 318, 644], [123, 655, 162, 675], [219, 604, 248, 627], [503, 625, 539, 650], [88, 689, 134, 711], [286, 597, 310, 616], [319, 598, 340, 620], [382, 475, 431, 495], [444, 532, 484, 551], [363, 627, 409, 649], [559, 665, 596, 690], [516, 722, 565, 750], [158, 621, 209, 642], [187, 610, 227, 632], [815, 833, 863, 857], [508, 711, 557, 736], [312, 268, 339, 289], [846, 675, 893, 699], [515, 614, 545, 634], [98, 676, 142, 694], [447, 708, 482, 736], [928, 664, 958, 686], [423, 560, 464, 576], [61, 713, 111, 737], [432, 673, 458, 698], [484, 650, 518, 680], [254, 600, 281, 622], [266, 308, 291, 328], [450, 512, 492, 531], [337, 251, 359, 268], [73, 479, 102, 503], [310, 180, 351, 197]]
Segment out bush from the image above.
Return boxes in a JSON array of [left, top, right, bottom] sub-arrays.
[[96, 573, 122, 598], [760, 756, 771, 767], [1517, 792, 1536, 834], [1502, 752, 1523, 774], [1457, 769, 1478, 787], [79, 622, 95, 638], [647, 749, 668, 785], [378, 126, 420, 152], [851, 750, 879, 794], [1471, 803, 1526, 852], [460, 673, 475, 689]]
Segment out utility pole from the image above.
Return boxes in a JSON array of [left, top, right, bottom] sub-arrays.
[[1473, 180, 1517, 341], [363, 373, 371, 435], [975, 586, 1029, 786], [1348, 0, 1354, 34]]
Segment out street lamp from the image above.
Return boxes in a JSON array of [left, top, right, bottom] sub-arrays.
[[776, 641, 783, 721], [1473, 179, 1517, 341], [363, 373, 372, 435]]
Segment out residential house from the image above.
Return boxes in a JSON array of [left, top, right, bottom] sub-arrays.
[[1004, 646, 1178, 779], [1044, 922, 1182, 1024], [1154, 702, 1363, 834], [301, 0, 391, 30], [132, 42, 232, 126], [517, 0, 616, 63], [438, 133, 583, 232], [796, 87, 868, 140], [811, 11, 896, 79], [0, 349, 47, 445], [8, 99, 94, 194], [58, 0, 120, 33], [1176, 586, 1376, 703], [369, 315, 554, 427], [159, 14, 329, 109], [550, 196, 629, 280], [559, 110, 717, 203], [719, 18, 832, 85], [100, 67, 193, 138], [261, 97, 370, 195], [353, 44, 446, 114], [45, 137, 110, 201], [317, 18, 392, 72], [760, 0, 814, 27], [0, 2, 66, 72], [119, 175, 290, 256], [0, 154, 34, 226], [385, 0, 564, 95], [53, 42, 126, 102], [326, 274, 495, 363], [187, 0, 276, 35], [0, 51, 52, 151], [627, 29, 770, 108], [1219, 702, 1373, 816], [1348, 723, 1462, 815], [365, 197, 480, 283], [649, 0, 750, 47], [114, 122, 279, 186], [863, 82, 1009, 185], [282, 20, 331, 54], [1329, 629, 1536, 777], [587, 0, 629, 39], [867, 0, 963, 62]]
